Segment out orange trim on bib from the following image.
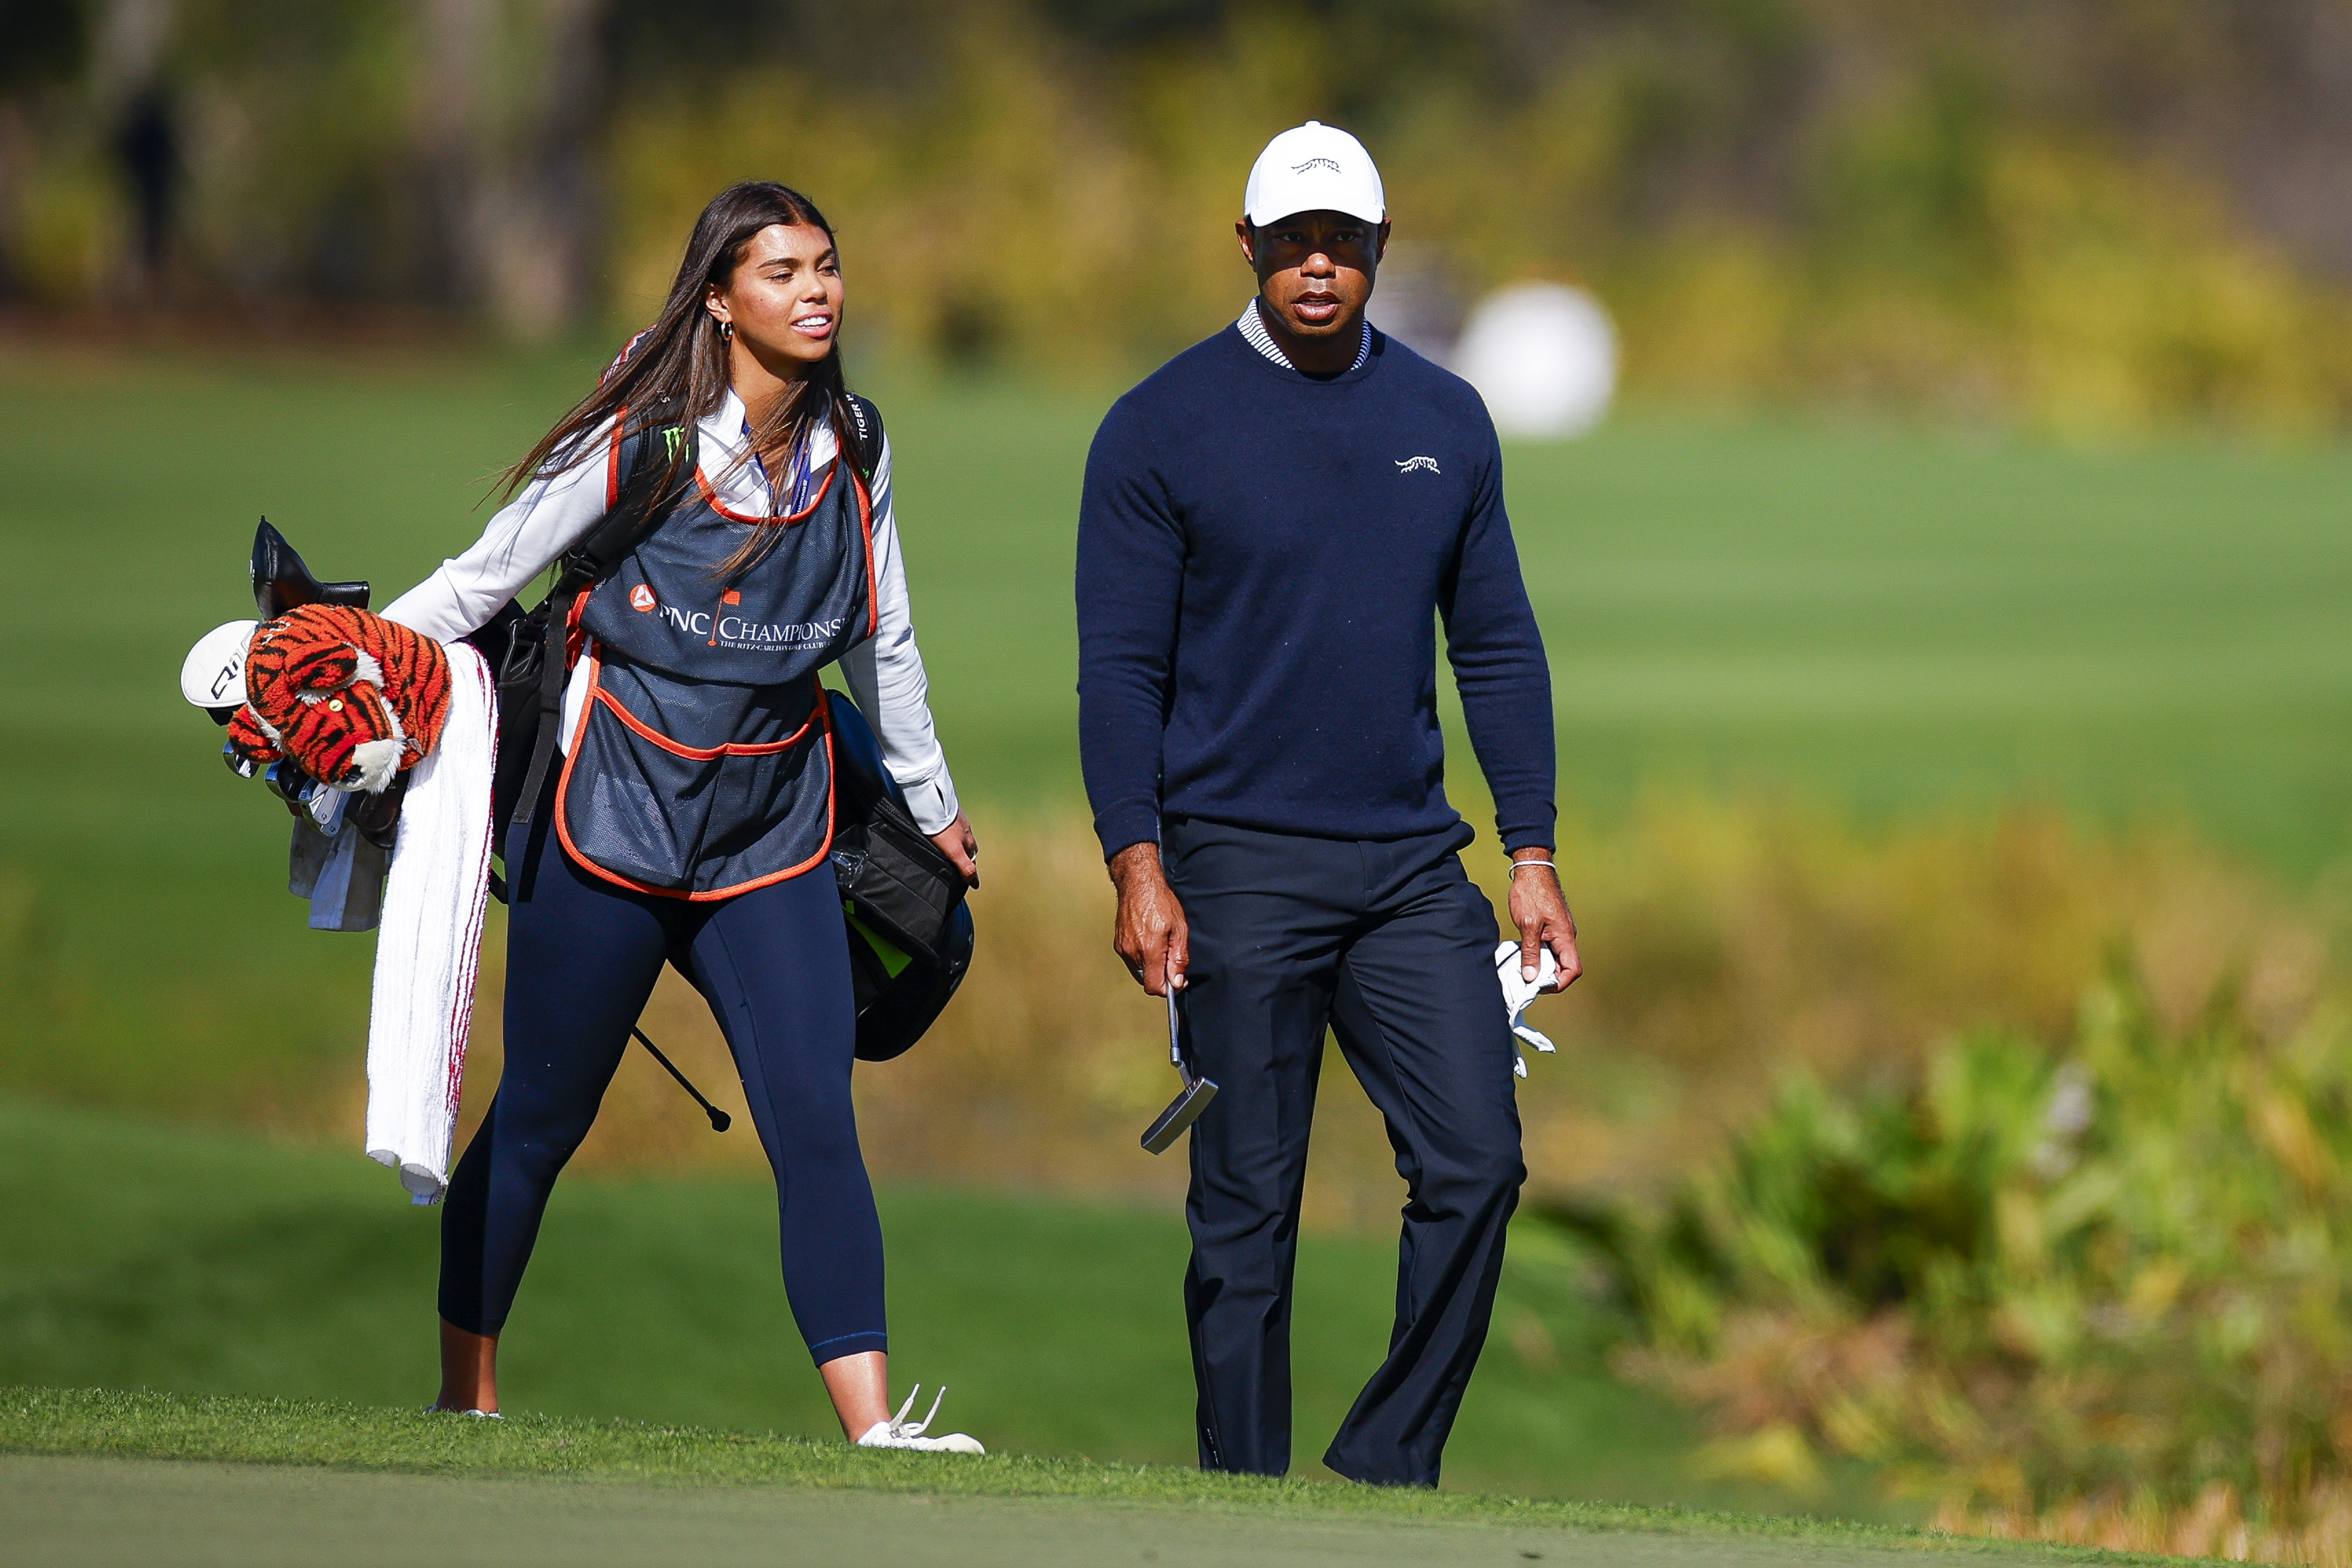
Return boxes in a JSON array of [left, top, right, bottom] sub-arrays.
[[694, 458, 837, 526], [590, 676, 819, 760], [553, 660, 837, 901], [564, 586, 592, 670]]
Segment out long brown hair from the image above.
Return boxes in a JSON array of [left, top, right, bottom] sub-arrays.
[[504, 182, 859, 544]]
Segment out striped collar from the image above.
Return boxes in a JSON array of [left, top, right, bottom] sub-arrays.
[[1238, 298, 1372, 375]]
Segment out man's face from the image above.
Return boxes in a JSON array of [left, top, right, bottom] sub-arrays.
[[1238, 210, 1389, 339]]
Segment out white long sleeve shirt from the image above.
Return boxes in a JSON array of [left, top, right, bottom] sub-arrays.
[[382, 389, 961, 833]]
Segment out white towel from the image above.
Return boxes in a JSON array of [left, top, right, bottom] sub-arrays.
[[1494, 940, 1560, 1079], [365, 641, 497, 1205]]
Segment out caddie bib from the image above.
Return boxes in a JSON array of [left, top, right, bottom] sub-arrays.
[[554, 454, 878, 898]]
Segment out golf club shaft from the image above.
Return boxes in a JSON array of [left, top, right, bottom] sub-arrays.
[[630, 1025, 731, 1132]]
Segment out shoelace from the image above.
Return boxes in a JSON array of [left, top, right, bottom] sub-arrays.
[[884, 1385, 949, 1439]]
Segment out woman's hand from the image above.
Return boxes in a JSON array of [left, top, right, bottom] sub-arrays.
[[931, 813, 979, 888]]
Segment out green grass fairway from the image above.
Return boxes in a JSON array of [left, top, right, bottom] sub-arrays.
[[0, 1393, 2173, 1567], [0, 1101, 1879, 1517], [1513, 417, 2352, 872]]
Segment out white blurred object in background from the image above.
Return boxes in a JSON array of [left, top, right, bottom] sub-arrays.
[[1451, 283, 1616, 439], [1365, 246, 1464, 362]]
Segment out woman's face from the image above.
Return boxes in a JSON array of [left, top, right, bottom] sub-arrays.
[[706, 222, 842, 373]]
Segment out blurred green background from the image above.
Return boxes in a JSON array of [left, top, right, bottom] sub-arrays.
[[11, 1, 2352, 429], [3, 0, 2352, 1545]]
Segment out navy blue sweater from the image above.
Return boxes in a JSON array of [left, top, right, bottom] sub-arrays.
[[1076, 322, 1556, 859]]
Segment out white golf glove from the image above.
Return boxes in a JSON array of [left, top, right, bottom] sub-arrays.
[[1494, 940, 1560, 1079]]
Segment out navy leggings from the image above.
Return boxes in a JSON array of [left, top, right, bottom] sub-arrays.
[[438, 822, 886, 1363]]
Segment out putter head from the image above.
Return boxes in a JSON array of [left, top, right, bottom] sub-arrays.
[[1141, 1074, 1218, 1155]]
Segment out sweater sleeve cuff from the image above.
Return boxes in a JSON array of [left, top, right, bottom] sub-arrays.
[[1497, 805, 1558, 857], [1092, 806, 1162, 863]]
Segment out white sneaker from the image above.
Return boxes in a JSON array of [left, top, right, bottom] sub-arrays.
[[855, 1386, 984, 1455]]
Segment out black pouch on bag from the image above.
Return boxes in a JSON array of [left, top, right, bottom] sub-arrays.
[[825, 686, 974, 1062]]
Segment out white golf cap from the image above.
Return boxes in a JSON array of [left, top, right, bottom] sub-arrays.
[[1244, 121, 1385, 228], [180, 619, 259, 709]]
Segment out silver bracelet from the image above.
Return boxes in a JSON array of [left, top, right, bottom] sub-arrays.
[[1509, 858, 1556, 874]]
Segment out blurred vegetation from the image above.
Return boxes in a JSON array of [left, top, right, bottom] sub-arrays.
[[1550, 981, 2352, 1559], [588, 797, 2352, 1236], [5, 2, 2352, 432]]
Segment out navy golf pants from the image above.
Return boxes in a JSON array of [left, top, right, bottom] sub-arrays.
[[438, 823, 885, 1363], [1165, 816, 1526, 1488]]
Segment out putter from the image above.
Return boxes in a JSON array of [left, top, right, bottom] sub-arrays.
[[1140, 984, 1218, 1155]]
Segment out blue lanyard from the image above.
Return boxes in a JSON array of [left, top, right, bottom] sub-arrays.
[[743, 418, 818, 513]]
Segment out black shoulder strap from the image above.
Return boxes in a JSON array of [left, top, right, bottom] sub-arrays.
[[843, 392, 885, 484], [558, 397, 696, 591], [509, 399, 693, 836]]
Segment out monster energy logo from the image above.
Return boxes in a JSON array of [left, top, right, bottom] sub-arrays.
[[662, 426, 686, 460]]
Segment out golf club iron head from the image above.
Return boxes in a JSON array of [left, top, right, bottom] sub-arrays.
[[1142, 984, 1218, 1155]]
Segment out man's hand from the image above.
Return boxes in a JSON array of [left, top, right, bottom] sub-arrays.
[[1109, 842, 1190, 996], [930, 813, 980, 889], [1507, 848, 1581, 994]]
